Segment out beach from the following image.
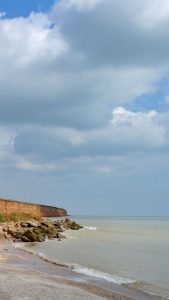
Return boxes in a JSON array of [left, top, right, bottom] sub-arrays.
[[0, 264, 107, 300]]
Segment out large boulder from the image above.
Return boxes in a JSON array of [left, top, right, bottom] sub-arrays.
[[21, 236, 31, 242], [39, 218, 53, 228], [63, 219, 83, 230], [20, 220, 39, 228], [43, 227, 58, 239], [23, 229, 39, 242]]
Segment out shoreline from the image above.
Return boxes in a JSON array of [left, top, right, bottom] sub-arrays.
[[0, 242, 162, 300]]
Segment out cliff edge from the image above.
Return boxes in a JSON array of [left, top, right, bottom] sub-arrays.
[[0, 198, 67, 218]]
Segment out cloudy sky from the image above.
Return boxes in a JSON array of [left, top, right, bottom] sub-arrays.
[[0, 0, 169, 215]]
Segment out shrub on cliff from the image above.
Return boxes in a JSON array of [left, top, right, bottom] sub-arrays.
[[0, 213, 7, 223], [9, 212, 38, 222], [0, 212, 40, 223]]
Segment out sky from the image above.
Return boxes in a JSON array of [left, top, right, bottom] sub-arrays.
[[0, 0, 169, 216]]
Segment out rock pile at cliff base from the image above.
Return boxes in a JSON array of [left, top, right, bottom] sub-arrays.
[[0, 218, 83, 243]]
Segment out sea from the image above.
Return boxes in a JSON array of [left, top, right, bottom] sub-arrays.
[[22, 216, 169, 299]]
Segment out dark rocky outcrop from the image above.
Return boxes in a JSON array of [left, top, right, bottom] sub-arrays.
[[0, 218, 83, 243]]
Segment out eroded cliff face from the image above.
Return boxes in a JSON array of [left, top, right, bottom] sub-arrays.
[[0, 198, 67, 217]]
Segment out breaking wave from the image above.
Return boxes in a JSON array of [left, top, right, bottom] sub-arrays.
[[14, 243, 136, 285], [83, 226, 97, 230], [68, 264, 136, 284], [37, 252, 136, 284]]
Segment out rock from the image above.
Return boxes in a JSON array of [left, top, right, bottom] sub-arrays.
[[63, 219, 83, 230], [13, 232, 23, 239], [35, 233, 45, 242], [23, 228, 46, 242], [0, 232, 5, 241], [2, 226, 8, 232], [71, 223, 83, 230], [3, 234, 8, 240], [32, 228, 46, 242], [59, 225, 64, 232], [21, 220, 39, 228], [7, 228, 17, 236], [40, 221, 50, 227], [43, 227, 58, 239], [20, 223, 29, 228], [57, 233, 66, 239], [0, 217, 83, 242], [52, 222, 63, 231], [21, 236, 31, 242], [23, 229, 38, 242], [40, 218, 53, 227]]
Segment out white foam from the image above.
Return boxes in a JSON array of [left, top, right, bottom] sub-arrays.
[[13, 243, 24, 249], [68, 263, 135, 284], [37, 252, 46, 258], [13, 242, 35, 255], [83, 226, 97, 230]]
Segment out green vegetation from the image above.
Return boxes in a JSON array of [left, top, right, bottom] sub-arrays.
[[0, 213, 7, 223], [0, 212, 40, 223]]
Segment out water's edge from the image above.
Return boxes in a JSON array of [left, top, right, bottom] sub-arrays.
[[12, 242, 164, 300]]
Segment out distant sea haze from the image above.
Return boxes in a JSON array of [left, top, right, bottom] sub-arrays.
[[23, 216, 169, 299]]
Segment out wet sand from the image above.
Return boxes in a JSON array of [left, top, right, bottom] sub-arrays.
[[0, 244, 162, 300]]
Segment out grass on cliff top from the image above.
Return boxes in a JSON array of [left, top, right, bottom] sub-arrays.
[[0, 212, 40, 223]]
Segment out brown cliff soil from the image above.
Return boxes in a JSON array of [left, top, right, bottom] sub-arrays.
[[0, 198, 67, 218], [0, 218, 83, 243]]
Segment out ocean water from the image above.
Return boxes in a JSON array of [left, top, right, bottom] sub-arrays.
[[24, 216, 169, 299]]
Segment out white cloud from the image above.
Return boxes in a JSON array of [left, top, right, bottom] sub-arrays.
[[55, 0, 101, 10], [137, 0, 169, 27], [0, 12, 6, 18], [16, 159, 58, 172], [0, 12, 67, 66], [93, 166, 113, 174], [0, 128, 16, 156], [110, 107, 166, 147]]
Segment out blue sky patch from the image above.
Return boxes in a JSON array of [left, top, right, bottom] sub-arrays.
[[125, 77, 169, 113], [0, 0, 56, 18]]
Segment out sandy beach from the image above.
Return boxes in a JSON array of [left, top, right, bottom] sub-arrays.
[[0, 244, 162, 300], [0, 264, 109, 300]]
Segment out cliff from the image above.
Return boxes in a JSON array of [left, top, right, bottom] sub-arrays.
[[0, 198, 67, 218]]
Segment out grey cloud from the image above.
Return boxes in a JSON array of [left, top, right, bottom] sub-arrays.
[[13, 108, 168, 165], [0, 60, 158, 129], [53, 0, 169, 68]]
